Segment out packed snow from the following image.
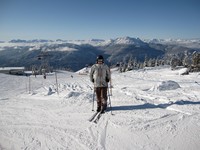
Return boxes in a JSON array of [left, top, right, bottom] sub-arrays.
[[0, 66, 200, 150]]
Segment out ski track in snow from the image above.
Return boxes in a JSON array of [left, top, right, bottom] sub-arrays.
[[1, 67, 200, 150]]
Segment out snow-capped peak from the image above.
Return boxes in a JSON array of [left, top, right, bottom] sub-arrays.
[[109, 36, 147, 46]]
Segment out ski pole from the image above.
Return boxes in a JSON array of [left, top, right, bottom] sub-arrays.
[[55, 71, 59, 95], [109, 67, 112, 96], [107, 87, 113, 114], [92, 87, 95, 111]]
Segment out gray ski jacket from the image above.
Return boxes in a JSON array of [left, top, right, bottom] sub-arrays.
[[90, 64, 111, 87]]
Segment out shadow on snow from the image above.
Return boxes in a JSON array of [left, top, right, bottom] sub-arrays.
[[110, 100, 200, 111]]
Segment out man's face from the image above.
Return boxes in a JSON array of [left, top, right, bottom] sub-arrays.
[[97, 59, 103, 64]]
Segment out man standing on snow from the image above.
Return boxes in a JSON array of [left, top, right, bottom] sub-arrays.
[[90, 55, 111, 113]]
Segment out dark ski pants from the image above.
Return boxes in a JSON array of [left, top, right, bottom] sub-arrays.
[[95, 87, 108, 110]]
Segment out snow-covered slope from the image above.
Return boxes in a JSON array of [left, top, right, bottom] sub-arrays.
[[0, 66, 200, 150]]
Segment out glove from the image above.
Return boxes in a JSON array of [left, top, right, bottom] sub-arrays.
[[106, 77, 109, 82]]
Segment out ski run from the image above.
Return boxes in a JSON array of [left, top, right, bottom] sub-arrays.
[[0, 66, 200, 150]]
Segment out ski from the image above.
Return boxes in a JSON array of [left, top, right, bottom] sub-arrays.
[[88, 112, 99, 122], [93, 112, 104, 123], [89, 110, 107, 123]]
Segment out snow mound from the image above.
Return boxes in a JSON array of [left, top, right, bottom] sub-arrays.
[[178, 68, 189, 75], [76, 67, 90, 75], [150, 80, 181, 91]]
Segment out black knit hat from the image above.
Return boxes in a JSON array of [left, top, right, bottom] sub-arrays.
[[96, 55, 104, 63]]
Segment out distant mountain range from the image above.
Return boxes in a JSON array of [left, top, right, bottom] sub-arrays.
[[3, 36, 200, 48], [0, 37, 200, 71]]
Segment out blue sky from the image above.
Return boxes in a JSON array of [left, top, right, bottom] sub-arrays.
[[0, 0, 200, 41]]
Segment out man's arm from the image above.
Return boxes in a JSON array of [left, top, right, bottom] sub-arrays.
[[90, 65, 95, 82], [106, 66, 111, 82]]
